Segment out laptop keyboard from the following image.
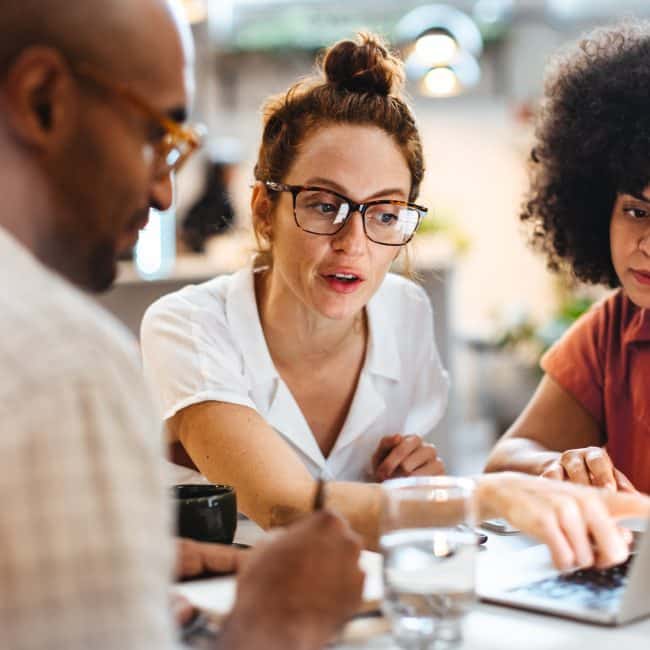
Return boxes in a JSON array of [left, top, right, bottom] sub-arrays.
[[508, 556, 633, 611]]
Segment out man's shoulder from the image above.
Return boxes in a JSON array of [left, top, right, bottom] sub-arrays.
[[0, 268, 140, 392]]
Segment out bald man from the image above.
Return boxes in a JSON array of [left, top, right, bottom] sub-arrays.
[[0, 1, 362, 649], [0, 0, 192, 291]]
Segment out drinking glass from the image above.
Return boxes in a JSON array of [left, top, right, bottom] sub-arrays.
[[380, 477, 478, 649]]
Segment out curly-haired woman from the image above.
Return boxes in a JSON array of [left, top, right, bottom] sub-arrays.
[[486, 22, 650, 494]]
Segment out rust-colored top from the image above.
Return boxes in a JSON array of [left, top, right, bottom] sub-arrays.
[[541, 289, 650, 494]]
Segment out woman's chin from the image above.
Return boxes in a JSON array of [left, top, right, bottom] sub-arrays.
[[622, 279, 650, 310], [311, 295, 365, 321]]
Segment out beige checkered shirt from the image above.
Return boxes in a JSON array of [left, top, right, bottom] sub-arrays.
[[0, 228, 177, 649]]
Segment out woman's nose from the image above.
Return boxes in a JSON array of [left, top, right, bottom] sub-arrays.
[[639, 228, 650, 256], [331, 210, 366, 255]]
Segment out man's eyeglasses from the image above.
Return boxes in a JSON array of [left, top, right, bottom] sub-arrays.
[[264, 182, 427, 246], [72, 62, 204, 178]]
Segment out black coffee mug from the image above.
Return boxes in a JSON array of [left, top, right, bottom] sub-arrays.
[[173, 484, 237, 544]]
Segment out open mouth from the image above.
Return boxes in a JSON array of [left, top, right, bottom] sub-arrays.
[[321, 271, 366, 293], [326, 272, 361, 284]]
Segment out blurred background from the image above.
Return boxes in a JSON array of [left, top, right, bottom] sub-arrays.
[[98, 0, 649, 473]]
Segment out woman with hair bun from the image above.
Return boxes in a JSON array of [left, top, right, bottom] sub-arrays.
[[142, 32, 447, 536], [486, 22, 650, 495], [140, 33, 649, 557]]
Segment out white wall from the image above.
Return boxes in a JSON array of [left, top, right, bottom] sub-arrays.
[[412, 96, 556, 332]]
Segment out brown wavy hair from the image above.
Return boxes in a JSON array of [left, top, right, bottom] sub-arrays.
[[523, 21, 650, 287], [252, 32, 424, 270]]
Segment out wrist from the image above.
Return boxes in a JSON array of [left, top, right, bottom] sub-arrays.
[[219, 605, 321, 650], [473, 473, 502, 521], [217, 612, 276, 650], [473, 472, 537, 521]]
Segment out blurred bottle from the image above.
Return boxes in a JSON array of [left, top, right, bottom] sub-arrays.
[[182, 137, 241, 252], [135, 205, 176, 280]]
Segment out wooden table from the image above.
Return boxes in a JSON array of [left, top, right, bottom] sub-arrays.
[[174, 518, 650, 649]]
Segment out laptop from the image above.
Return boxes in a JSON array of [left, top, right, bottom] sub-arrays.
[[477, 519, 650, 625]]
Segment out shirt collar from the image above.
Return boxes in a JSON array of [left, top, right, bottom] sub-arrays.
[[329, 288, 400, 451], [365, 283, 401, 381], [225, 266, 278, 386], [624, 304, 650, 344], [224, 268, 323, 466], [0, 226, 86, 297], [224, 267, 402, 466], [0, 226, 41, 272], [226, 267, 402, 383]]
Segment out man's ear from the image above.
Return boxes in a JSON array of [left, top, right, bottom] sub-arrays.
[[251, 181, 274, 239], [2, 47, 76, 151]]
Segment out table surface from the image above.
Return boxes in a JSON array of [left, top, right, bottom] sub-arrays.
[[175, 518, 650, 649]]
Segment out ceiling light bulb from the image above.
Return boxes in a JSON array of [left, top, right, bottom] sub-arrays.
[[415, 33, 458, 66], [422, 67, 461, 97]]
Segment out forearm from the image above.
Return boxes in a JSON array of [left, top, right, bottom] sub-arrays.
[[484, 436, 560, 475], [192, 456, 381, 549], [474, 470, 650, 521], [266, 481, 382, 550], [178, 405, 383, 548], [318, 482, 382, 550], [484, 375, 604, 476], [474, 472, 519, 521]]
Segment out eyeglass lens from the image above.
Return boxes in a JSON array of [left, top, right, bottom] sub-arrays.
[[153, 137, 190, 177], [295, 189, 419, 244]]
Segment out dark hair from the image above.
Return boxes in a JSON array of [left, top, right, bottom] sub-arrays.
[[523, 21, 650, 287], [252, 32, 424, 268]]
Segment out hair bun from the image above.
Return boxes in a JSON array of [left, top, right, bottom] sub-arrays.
[[322, 32, 404, 96]]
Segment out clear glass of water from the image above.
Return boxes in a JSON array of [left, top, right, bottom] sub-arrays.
[[380, 477, 478, 649]]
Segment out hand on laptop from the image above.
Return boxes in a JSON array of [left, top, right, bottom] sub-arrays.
[[371, 434, 445, 481], [477, 472, 650, 571], [541, 446, 637, 492], [219, 510, 364, 650]]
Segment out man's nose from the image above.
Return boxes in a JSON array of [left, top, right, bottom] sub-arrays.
[[150, 171, 174, 212]]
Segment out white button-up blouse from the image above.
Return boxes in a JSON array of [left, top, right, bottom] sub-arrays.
[[141, 267, 449, 482]]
